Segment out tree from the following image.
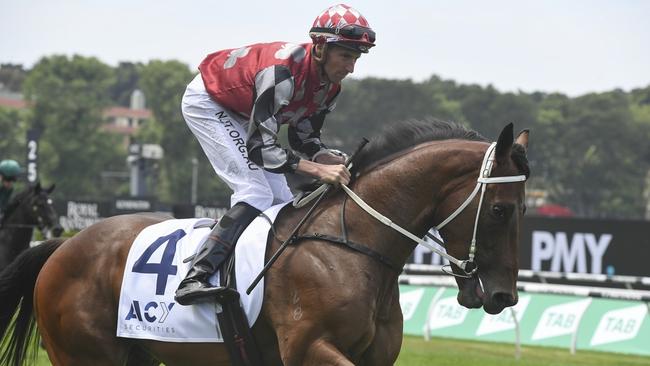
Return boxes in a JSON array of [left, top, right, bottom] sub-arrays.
[[0, 64, 27, 92], [535, 91, 647, 217], [22, 55, 126, 199], [0, 107, 28, 161], [138, 61, 231, 204], [327, 77, 461, 151], [109, 62, 144, 107]]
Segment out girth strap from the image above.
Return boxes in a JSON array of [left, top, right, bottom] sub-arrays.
[[294, 233, 402, 272]]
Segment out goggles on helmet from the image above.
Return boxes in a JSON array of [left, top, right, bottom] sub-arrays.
[[310, 24, 376, 44]]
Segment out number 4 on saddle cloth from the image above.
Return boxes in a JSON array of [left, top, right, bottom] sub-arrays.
[[116, 203, 286, 343]]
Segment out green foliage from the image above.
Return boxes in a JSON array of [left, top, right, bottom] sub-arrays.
[[138, 61, 201, 203], [532, 91, 649, 217], [327, 77, 463, 151], [22, 55, 126, 199], [0, 63, 27, 92], [0, 107, 29, 161], [109, 62, 144, 107]]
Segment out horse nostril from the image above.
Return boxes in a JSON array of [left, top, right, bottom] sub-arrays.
[[491, 292, 515, 307]]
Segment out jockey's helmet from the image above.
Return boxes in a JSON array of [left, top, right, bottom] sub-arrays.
[[309, 4, 376, 54], [0, 159, 21, 180]]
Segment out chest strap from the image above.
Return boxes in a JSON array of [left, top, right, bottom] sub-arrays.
[[293, 233, 402, 272]]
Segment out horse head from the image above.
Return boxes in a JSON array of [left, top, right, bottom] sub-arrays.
[[32, 182, 63, 237], [437, 124, 529, 314], [3, 182, 63, 237]]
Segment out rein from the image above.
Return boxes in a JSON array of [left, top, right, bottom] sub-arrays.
[[340, 142, 527, 278]]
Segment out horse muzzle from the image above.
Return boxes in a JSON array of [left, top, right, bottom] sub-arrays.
[[51, 225, 64, 238], [457, 275, 518, 314]]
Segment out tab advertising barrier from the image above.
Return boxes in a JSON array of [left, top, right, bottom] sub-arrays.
[[400, 285, 650, 356]]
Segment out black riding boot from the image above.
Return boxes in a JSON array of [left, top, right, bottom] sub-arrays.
[[175, 202, 261, 305]]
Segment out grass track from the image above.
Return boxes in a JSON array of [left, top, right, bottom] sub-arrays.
[[395, 336, 650, 366], [25, 335, 650, 365]]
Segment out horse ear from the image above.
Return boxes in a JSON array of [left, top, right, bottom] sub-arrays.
[[34, 181, 42, 193], [515, 129, 529, 151], [495, 123, 514, 160], [46, 184, 56, 194]]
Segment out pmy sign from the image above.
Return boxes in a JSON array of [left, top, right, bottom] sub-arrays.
[[520, 217, 650, 277], [531, 231, 611, 273]]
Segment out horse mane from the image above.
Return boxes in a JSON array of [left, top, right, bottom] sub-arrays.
[[350, 118, 530, 178], [352, 118, 487, 173], [1, 187, 33, 225]]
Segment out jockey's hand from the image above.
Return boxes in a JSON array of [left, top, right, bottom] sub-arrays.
[[296, 159, 351, 186], [313, 151, 346, 165]]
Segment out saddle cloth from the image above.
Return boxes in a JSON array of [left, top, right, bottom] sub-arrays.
[[116, 203, 287, 342]]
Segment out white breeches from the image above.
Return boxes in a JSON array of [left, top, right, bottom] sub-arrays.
[[181, 74, 294, 211]]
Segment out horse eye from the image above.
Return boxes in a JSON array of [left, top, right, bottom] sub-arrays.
[[491, 205, 506, 219]]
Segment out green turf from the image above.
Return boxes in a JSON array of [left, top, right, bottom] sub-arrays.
[[395, 336, 650, 366], [22, 335, 650, 365]]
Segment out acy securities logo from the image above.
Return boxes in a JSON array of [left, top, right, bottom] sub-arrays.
[[123, 300, 176, 335]]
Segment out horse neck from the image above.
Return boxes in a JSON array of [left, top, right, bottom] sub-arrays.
[[1, 206, 36, 250], [347, 140, 484, 269]]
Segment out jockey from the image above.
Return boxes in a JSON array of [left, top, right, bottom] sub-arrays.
[[0, 159, 21, 215], [176, 3, 376, 305]]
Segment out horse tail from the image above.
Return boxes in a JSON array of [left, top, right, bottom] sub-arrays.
[[0, 238, 65, 366]]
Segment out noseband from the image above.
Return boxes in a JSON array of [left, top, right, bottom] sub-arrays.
[[341, 142, 527, 278]]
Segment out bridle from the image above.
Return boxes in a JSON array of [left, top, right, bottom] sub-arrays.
[[340, 142, 527, 278]]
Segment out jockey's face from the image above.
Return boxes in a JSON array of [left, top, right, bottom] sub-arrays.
[[0, 174, 16, 189], [323, 45, 361, 84]]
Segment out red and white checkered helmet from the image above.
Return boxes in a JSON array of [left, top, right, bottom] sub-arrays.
[[309, 4, 376, 53]]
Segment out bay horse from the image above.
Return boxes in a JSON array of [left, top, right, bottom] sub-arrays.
[[0, 182, 63, 270], [0, 120, 529, 366]]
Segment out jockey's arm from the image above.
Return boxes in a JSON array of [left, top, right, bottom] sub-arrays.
[[246, 65, 349, 185], [246, 65, 301, 174]]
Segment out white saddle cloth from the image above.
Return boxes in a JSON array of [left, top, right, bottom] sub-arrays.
[[116, 203, 287, 342]]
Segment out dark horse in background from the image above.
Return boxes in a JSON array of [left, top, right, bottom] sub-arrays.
[[0, 120, 529, 365], [0, 182, 63, 270]]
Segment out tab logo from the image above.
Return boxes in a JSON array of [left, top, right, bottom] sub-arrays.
[[476, 296, 531, 336], [532, 298, 592, 340], [399, 288, 425, 321], [532, 231, 612, 273], [125, 300, 175, 323], [590, 304, 647, 346], [427, 296, 469, 330]]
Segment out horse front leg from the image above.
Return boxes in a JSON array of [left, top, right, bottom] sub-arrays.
[[279, 335, 354, 366], [360, 283, 403, 365], [305, 339, 355, 366]]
